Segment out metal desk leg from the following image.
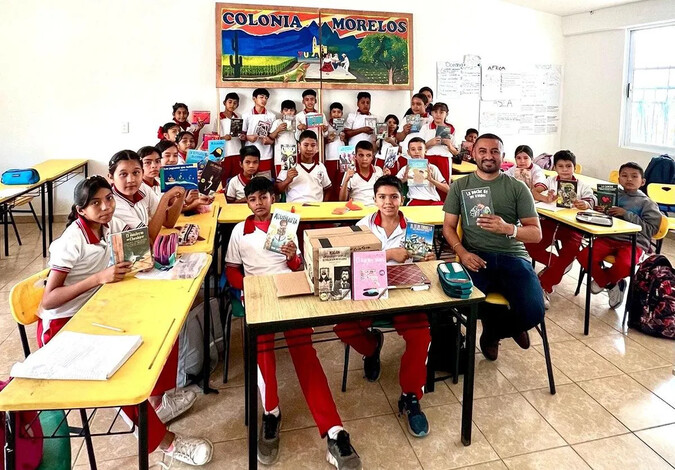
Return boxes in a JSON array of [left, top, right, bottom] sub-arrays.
[[461, 303, 478, 446], [623, 234, 638, 329], [4, 411, 15, 470], [41, 185, 47, 257], [2, 204, 8, 257], [246, 323, 258, 470], [47, 181, 54, 245], [201, 257, 218, 394], [584, 236, 594, 336], [138, 401, 149, 470], [425, 311, 435, 393]]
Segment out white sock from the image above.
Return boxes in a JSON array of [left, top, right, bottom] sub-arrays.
[[327, 425, 344, 440], [264, 406, 280, 417]]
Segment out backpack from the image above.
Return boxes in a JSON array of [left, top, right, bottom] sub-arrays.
[[627, 254, 675, 339], [429, 316, 467, 376], [641, 154, 675, 194], [0, 378, 44, 470], [533, 153, 553, 170]]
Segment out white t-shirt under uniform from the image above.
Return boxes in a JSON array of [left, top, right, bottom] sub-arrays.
[[341, 166, 383, 205], [277, 161, 332, 202], [397, 162, 446, 202]]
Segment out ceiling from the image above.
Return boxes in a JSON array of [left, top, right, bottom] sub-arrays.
[[502, 0, 644, 16]]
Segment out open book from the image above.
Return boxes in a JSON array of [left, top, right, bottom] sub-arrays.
[[11, 331, 143, 381]]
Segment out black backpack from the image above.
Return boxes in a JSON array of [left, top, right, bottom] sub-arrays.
[[641, 154, 675, 193], [627, 254, 675, 339]]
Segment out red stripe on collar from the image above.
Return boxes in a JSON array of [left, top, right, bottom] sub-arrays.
[[112, 185, 144, 204], [238, 173, 252, 186], [242, 214, 272, 235], [219, 111, 239, 120], [357, 166, 375, 182], [556, 175, 577, 182], [299, 162, 318, 173], [373, 210, 406, 229], [75, 215, 106, 244], [252, 107, 267, 115], [174, 119, 190, 130]]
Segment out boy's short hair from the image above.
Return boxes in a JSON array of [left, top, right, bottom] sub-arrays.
[[475, 133, 504, 146], [240, 145, 261, 162], [412, 92, 428, 104], [374, 175, 403, 195], [357, 92, 371, 101], [244, 176, 274, 197], [419, 86, 433, 98], [252, 88, 270, 98], [176, 131, 194, 142], [465, 128, 478, 137], [224, 92, 239, 103], [298, 129, 318, 143], [281, 99, 296, 111], [330, 102, 343, 111], [619, 161, 644, 177], [408, 136, 426, 148], [431, 102, 449, 114], [553, 150, 576, 167], [355, 141, 374, 153], [302, 89, 317, 98]]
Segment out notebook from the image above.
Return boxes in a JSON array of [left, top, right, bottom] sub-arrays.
[[387, 263, 431, 289]]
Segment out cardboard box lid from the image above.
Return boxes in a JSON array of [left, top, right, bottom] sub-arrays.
[[304, 225, 381, 251], [274, 271, 313, 297]]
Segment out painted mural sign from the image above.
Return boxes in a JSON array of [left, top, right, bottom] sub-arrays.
[[215, 4, 413, 90]]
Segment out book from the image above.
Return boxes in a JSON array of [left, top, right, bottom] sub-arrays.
[[404, 222, 434, 261], [595, 184, 618, 213], [305, 112, 324, 128], [364, 117, 377, 130], [338, 145, 356, 172], [556, 180, 578, 208], [254, 120, 271, 137], [282, 117, 295, 132], [352, 251, 388, 300], [207, 139, 226, 160], [333, 118, 345, 134], [407, 159, 429, 188], [199, 160, 222, 195], [280, 144, 297, 171], [461, 187, 494, 226], [160, 164, 199, 192], [513, 168, 533, 188], [190, 110, 211, 125], [406, 114, 422, 132], [317, 247, 352, 301], [186, 149, 209, 170], [436, 125, 452, 139], [229, 118, 243, 136], [376, 122, 388, 139], [200, 133, 218, 151], [461, 141, 474, 152], [108, 226, 153, 272], [387, 263, 431, 289], [263, 209, 300, 254], [383, 146, 399, 169]]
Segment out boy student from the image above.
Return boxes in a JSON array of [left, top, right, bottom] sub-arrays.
[[458, 128, 479, 162], [339, 141, 385, 204], [226, 146, 260, 203], [276, 130, 331, 202], [243, 88, 276, 179], [325, 102, 347, 200], [270, 99, 299, 175], [296, 89, 328, 137], [344, 92, 376, 146], [225, 177, 361, 469], [334, 175, 433, 438], [396, 137, 449, 206], [219, 91, 245, 182], [577, 162, 661, 308], [527, 150, 597, 308]]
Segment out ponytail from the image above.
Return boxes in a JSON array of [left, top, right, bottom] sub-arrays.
[[66, 176, 112, 227]]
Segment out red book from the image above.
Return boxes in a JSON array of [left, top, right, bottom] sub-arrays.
[[387, 263, 431, 289], [191, 111, 211, 125]]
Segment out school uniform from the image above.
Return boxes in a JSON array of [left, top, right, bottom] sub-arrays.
[[143, 178, 162, 197], [225, 173, 251, 202], [341, 166, 383, 205], [344, 111, 377, 146], [400, 112, 431, 159], [271, 119, 298, 174], [375, 138, 406, 175], [324, 121, 345, 201], [396, 163, 447, 205], [419, 122, 456, 182], [112, 182, 159, 229], [505, 164, 547, 190], [219, 112, 244, 182], [242, 107, 276, 178], [277, 161, 332, 202], [333, 211, 431, 400]]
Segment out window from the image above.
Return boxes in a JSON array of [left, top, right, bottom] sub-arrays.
[[624, 24, 675, 153]]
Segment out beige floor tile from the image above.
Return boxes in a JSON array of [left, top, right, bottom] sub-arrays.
[[534, 340, 622, 382], [446, 354, 517, 402], [403, 403, 498, 470], [521, 384, 627, 444], [578, 374, 675, 431], [73, 452, 164, 469], [625, 330, 675, 364], [636, 423, 675, 467], [0, 330, 35, 376], [74, 407, 143, 466], [580, 334, 671, 373], [328, 369, 394, 421], [503, 446, 590, 470], [494, 347, 572, 392], [471, 394, 566, 458], [629, 366, 675, 408], [573, 433, 671, 470], [499, 320, 576, 351], [544, 300, 620, 338], [457, 461, 508, 470], [314, 332, 366, 374], [590, 305, 626, 331]]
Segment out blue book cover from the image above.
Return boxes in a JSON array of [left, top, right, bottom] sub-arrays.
[[406, 159, 429, 187], [207, 140, 226, 160], [160, 164, 199, 192], [186, 149, 209, 170], [404, 222, 434, 261], [305, 112, 324, 128]]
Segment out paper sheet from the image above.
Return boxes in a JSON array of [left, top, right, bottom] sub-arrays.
[[536, 201, 564, 212], [135, 252, 209, 280]]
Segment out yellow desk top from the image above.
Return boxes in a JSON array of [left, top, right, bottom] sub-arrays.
[[542, 170, 611, 190], [536, 206, 642, 235], [32, 159, 88, 182], [161, 203, 220, 254], [0, 257, 211, 412], [244, 261, 484, 325], [452, 161, 477, 174]]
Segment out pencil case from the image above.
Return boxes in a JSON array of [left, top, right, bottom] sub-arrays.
[[178, 224, 200, 246], [153, 232, 178, 269], [437, 262, 474, 299], [1, 168, 40, 185]]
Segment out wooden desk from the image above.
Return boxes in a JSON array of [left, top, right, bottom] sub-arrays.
[[452, 161, 477, 174], [243, 261, 485, 469]]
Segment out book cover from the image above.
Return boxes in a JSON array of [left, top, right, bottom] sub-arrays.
[[280, 144, 297, 171], [282, 117, 295, 132], [317, 247, 352, 301], [160, 164, 199, 192], [461, 187, 494, 226], [556, 180, 578, 208], [333, 118, 345, 134], [207, 139, 226, 160], [364, 117, 377, 130], [190, 110, 211, 125], [352, 251, 388, 300], [338, 145, 356, 172], [200, 133, 218, 151], [376, 122, 388, 139], [254, 120, 271, 137], [461, 141, 474, 152], [186, 149, 209, 170], [595, 184, 618, 213], [436, 125, 452, 139], [406, 114, 422, 132], [383, 146, 399, 169], [198, 160, 222, 195], [514, 168, 533, 188], [407, 159, 429, 188], [108, 226, 152, 272], [305, 112, 324, 128], [387, 263, 431, 289], [263, 209, 300, 255], [229, 118, 243, 136], [404, 222, 434, 261]]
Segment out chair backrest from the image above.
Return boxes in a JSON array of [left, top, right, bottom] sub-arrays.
[[575, 164, 582, 174], [647, 183, 675, 206], [654, 215, 670, 241], [10, 269, 50, 326], [608, 170, 619, 183]]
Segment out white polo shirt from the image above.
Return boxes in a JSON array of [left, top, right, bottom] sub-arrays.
[[219, 112, 243, 157], [400, 113, 431, 158], [271, 119, 298, 167], [226, 173, 251, 202], [143, 178, 162, 197], [345, 111, 377, 146], [356, 211, 410, 265], [341, 166, 383, 205], [397, 163, 446, 202], [325, 121, 345, 161], [39, 216, 129, 320], [419, 122, 456, 157], [542, 175, 597, 205], [242, 107, 276, 161], [112, 182, 159, 229], [505, 164, 547, 190], [277, 161, 331, 202]]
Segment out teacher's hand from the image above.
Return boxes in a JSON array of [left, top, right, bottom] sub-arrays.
[[477, 214, 511, 235], [458, 251, 487, 272]]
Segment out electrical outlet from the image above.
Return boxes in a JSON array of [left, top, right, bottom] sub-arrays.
[[121, 122, 129, 133]]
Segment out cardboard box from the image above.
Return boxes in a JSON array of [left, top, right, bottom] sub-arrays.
[[303, 226, 381, 295]]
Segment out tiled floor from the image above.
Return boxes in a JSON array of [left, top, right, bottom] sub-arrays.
[[1, 223, 674, 469]]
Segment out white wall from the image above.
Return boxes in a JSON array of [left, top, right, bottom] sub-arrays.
[[0, 0, 563, 215]]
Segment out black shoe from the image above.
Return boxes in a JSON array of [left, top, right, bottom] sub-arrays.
[[258, 412, 281, 465], [398, 394, 429, 437], [326, 430, 362, 470], [363, 329, 383, 382], [479, 331, 500, 361]]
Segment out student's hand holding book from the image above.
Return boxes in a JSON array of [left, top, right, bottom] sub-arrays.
[[607, 206, 626, 217], [573, 199, 591, 210], [280, 240, 297, 261], [285, 168, 299, 182], [98, 261, 132, 284], [426, 137, 441, 147], [402, 123, 412, 134], [388, 247, 410, 264]]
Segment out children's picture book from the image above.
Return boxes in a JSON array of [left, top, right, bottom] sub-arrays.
[[364, 117, 377, 130], [200, 133, 218, 151], [514, 168, 533, 189], [461, 141, 474, 152], [407, 159, 429, 187], [160, 164, 199, 192], [387, 263, 431, 289], [229, 118, 243, 136], [186, 149, 209, 170], [352, 251, 388, 300], [556, 180, 578, 208], [333, 118, 345, 134], [406, 114, 422, 132], [198, 160, 222, 195], [376, 122, 388, 140], [190, 110, 211, 125], [461, 187, 493, 226], [404, 223, 434, 261], [318, 247, 352, 301], [207, 139, 226, 160], [305, 112, 324, 128], [282, 117, 295, 132], [108, 226, 152, 272], [280, 144, 297, 171], [436, 125, 452, 139], [383, 146, 399, 169], [263, 209, 300, 254], [595, 184, 618, 213], [254, 120, 271, 137], [338, 145, 356, 172]]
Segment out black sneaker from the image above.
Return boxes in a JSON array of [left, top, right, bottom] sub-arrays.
[[326, 430, 362, 470], [398, 393, 429, 437], [363, 329, 383, 382], [258, 412, 281, 465]]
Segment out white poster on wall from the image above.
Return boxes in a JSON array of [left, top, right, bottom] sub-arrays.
[[436, 62, 481, 100]]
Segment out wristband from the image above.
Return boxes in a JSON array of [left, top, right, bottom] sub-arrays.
[[506, 224, 518, 239], [452, 242, 462, 250]]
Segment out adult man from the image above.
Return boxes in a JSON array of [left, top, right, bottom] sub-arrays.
[[442, 133, 544, 360]]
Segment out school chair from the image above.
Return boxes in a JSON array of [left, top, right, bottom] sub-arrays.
[[608, 170, 619, 184], [9, 269, 97, 469], [647, 183, 675, 214], [575, 164, 583, 174], [7, 194, 43, 246]]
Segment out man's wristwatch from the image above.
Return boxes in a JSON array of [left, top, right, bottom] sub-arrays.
[[506, 224, 518, 239]]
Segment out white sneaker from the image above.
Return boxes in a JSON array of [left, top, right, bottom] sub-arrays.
[[155, 389, 197, 424], [608, 280, 627, 309], [163, 434, 213, 466], [543, 291, 550, 310], [590, 280, 604, 294]]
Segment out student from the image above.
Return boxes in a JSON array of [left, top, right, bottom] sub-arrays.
[[396, 137, 449, 206], [295, 89, 328, 137], [243, 88, 276, 179], [376, 114, 405, 173], [270, 99, 298, 175], [226, 146, 260, 203], [505, 145, 546, 191], [527, 150, 596, 308], [339, 141, 385, 204], [157, 122, 181, 142], [334, 175, 432, 438], [325, 102, 347, 200], [172, 102, 204, 140], [344, 92, 376, 146], [419, 103, 458, 182], [404, 87, 434, 115], [276, 130, 331, 202], [399, 93, 431, 156], [139, 145, 162, 195], [38, 176, 212, 466], [157, 139, 180, 166], [176, 131, 197, 164], [225, 177, 361, 468], [219, 92, 245, 182], [458, 128, 479, 162], [577, 162, 661, 308]]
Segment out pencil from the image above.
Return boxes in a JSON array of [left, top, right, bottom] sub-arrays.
[[92, 322, 125, 333]]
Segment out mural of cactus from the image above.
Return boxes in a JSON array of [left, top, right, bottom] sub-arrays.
[[229, 31, 243, 78]]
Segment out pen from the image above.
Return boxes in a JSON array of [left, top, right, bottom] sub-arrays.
[[92, 322, 125, 333]]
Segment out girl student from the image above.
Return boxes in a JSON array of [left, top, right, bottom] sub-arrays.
[[375, 114, 405, 174], [170, 102, 205, 144], [419, 102, 459, 182], [139, 145, 162, 195], [157, 121, 181, 142], [37, 177, 213, 466], [504, 145, 546, 192], [218, 92, 245, 183], [176, 131, 197, 164]]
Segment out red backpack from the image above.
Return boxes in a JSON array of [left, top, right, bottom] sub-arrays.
[[0, 378, 43, 469], [628, 254, 675, 339]]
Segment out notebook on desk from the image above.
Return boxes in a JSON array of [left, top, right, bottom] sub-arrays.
[[10, 331, 143, 381]]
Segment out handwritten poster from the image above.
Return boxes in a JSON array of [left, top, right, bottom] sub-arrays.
[[436, 62, 481, 99]]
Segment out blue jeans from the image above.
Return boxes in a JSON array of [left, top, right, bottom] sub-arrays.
[[469, 251, 545, 339]]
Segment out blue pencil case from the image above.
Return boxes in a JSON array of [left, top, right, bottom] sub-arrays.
[[1, 168, 40, 185], [437, 262, 474, 299]]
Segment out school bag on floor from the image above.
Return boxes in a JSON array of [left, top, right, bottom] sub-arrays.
[[533, 153, 553, 170], [627, 254, 675, 339], [0, 378, 43, 470]]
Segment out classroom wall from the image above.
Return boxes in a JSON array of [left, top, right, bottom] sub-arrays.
[[0, 0, 563, 215]]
